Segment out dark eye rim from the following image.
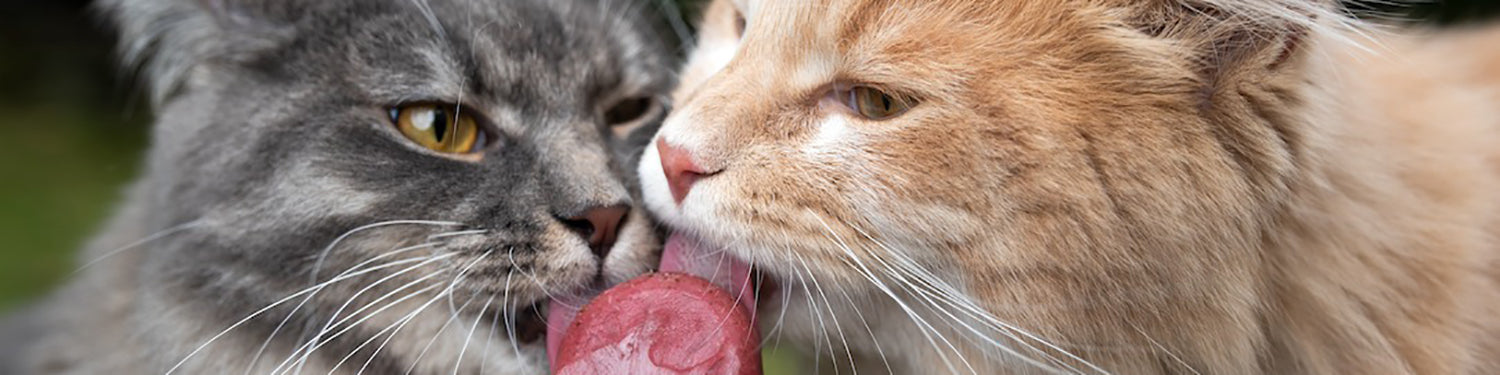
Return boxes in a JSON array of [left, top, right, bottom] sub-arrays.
[[385, 101, 503, 155]]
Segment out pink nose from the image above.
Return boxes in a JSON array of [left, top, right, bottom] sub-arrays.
[[657, 140, 711, 204]]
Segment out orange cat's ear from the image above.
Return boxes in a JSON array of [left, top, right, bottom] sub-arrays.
[[1128, 0, 1337, 76], [672, 0, 745, 104]]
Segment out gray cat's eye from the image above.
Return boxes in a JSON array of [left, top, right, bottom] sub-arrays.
[[388, 103, 490, 156], [604, 96, 660, 126]]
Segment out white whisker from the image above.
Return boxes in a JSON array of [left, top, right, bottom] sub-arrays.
[[837, 287, 893, 375], [757, 264, 793, 350], [330, 278, 449, 374], [810, 214, 975, 375], [280, 254, 457, 374], [502, 247, 523, 359], [1133, 324, 1203, 375], [793, 253, 857, 374], [278, 264, 451, 374], [404, 293, 480, 375], [275, 283, 444, 375], [788, 259, 833, 374], [426, 229, 490, 240], [446, 250, 494, 316], [307, 253, 454, 351], [309, 220, 463, 286], [75, 220, 204, 272], [481, 304, 502, 375], [354, 272, 464, 375], [242, 242, 441, 375], [453, 296, 496, 375], [164, 255, 442, 375], [850, 223, 1104, 374]]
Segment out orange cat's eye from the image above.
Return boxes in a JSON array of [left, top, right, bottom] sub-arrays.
[[838, 86, 913, 120], [390, 104, 486, 154]]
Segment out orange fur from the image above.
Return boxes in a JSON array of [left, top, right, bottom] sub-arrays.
[[640, 1, 1500, 373]]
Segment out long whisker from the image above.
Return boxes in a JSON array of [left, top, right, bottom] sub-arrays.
[[514, 251, 576, 311], [849, 224, 1100, 374], [683, 248, 758, 355], [760, 255, 795, 351], [756, 263, 793, 350], [793, 253, 857, 374], [277, 256, 455, 375], [810, 214, 975, 375], [242, 242, 441, 375], [315, 257, 452, 336], [404, 292, 480, 375], [426, 229, 490, 241], [353, 270, 467, 375], [275, 283, 444, 375], [329, 277, 449, 374], [306, 252, 453, 353], [453, 295, 496, 375], [75, 220, 204, 272], [446, 250, 494, 316], [788, 258, 832, 374], [503, 247, 523, 359], [481, 303, 502, 375], [164, 255, 439, 375], [309, 220, 463, 286], [860, 237, 1061, 374], [1132, 324, 1202, 375], [837, 286, 894, 375], [841, 220, 1102, 374]]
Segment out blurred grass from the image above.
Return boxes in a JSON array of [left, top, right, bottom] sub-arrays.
[[0, 0, 148, 310], [0, 0, 1495, 372]]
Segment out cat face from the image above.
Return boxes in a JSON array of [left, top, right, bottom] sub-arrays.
[[644, 0, 1322, 370], [107, 0, 672, 362]]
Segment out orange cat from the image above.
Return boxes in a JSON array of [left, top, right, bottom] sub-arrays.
[[640, 0, 1500, 374]]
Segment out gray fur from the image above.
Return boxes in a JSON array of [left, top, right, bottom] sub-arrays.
[[1, 0, 675, 373]]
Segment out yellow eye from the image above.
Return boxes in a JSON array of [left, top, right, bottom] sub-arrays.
[[843, 86, 913, 120], [391, 104, 484, 154]]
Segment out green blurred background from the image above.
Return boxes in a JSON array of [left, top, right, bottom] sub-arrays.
[[0, 2, 1495, 371]]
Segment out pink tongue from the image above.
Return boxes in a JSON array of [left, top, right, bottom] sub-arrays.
[[546, 234, 759, 372], [657, 234, 759, 313]]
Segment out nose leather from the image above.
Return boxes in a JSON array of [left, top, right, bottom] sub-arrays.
[[560, 205, 629, 259], [657, 139, 710, 204]]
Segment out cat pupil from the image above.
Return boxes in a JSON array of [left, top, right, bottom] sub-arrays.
[[432, 108, 448, 142]]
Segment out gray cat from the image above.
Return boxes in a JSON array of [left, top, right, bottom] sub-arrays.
[[0, 0, 675, 373]]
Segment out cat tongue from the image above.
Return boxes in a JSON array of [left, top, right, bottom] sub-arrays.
[[546, 234, 760, 374], [657, 234, 759, 314]]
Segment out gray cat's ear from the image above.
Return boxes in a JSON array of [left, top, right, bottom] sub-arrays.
[[96, 0, 291, 108]]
